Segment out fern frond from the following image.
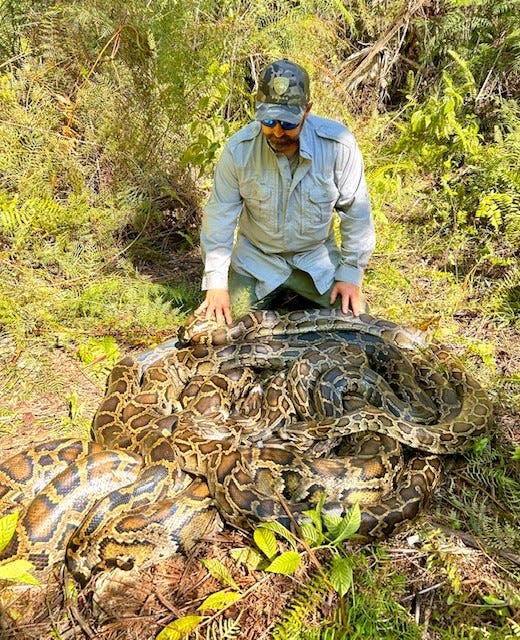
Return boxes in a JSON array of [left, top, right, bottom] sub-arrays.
[[272, 572, 330, 640], [446, 446, 520, 561], [202, 616, 242, 640]]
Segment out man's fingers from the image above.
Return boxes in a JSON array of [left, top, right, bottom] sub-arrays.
[[196, 300, 208, 315], [223, 307, 233, 325]]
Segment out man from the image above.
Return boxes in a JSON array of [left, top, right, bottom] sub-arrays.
[[197, 59, 375, 325]]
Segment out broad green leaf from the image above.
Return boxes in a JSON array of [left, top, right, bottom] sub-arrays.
[[197, 589, 242, 612], [156, 615, 204, 640], [11, 572, 40, 586], [299, 522, 322, 547], [253, 527, 277, 560], [265, 551, 301, 576], [329, 504, 361, 545], [302, 494, 325, 534], [202, 558, 239, 590], [0, 559, 39, 586], [258, 521, 297, 547], [0, 559, 33, 579], [322, 512, 343, 539], [329, 556, 353, 597], [482, 595, 507, 606], [0, 513, 18, 552], [302, 508, 322, 533], [229, 546, 265, 570]]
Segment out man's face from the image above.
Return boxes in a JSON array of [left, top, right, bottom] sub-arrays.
[[261, 119, 304, 152], [260, 104, 312, 154]]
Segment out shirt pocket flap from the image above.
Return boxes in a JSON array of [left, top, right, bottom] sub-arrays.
[[240, 180, 271, 201], [308, 183, 338, 205]]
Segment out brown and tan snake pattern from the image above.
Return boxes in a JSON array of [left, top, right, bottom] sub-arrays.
[[0, 309, 493, 584]]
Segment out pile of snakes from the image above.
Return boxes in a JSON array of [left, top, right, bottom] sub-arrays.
[[0, 309, 493, 586]]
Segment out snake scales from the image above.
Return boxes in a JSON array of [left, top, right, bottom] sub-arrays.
[[0, 309, 493, 585]]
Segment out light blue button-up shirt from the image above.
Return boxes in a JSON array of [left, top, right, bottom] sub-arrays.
[[201, 114, 375, 300]]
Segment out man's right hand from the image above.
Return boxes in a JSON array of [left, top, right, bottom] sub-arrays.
[[195, 289, 233, 325]]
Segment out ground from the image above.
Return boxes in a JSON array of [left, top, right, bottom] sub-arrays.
[[0, 265, 518, 639]]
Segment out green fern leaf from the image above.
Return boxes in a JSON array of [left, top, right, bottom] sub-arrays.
[[273, 573, 330, 640]]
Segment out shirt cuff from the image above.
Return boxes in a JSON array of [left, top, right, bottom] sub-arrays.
[[334, 263, 364, 287], [202, 270, 229, 291]]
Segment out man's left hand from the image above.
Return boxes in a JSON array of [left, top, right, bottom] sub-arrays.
[[330, 281, 363, 316]]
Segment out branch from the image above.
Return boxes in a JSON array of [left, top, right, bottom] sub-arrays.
[[342, 0, 429, 88]]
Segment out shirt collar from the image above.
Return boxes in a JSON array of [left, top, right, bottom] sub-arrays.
[[298, 116, 313, 160]]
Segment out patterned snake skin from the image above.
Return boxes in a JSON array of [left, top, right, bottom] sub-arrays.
[[0, 310, 493, 584]]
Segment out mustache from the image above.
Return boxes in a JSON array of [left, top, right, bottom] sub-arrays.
[[265, 133, 296, 145]]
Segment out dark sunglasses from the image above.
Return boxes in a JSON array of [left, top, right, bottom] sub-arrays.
[[261, 118, 300, 131]]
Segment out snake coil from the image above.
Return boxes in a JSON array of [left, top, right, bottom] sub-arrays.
[[0, 310, 493, 583]]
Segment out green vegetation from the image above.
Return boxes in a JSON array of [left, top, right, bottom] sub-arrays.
[[0, 0, 518, 638], [0, 513, 38, 586]]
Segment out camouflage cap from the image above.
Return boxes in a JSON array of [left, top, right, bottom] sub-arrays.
[[255, 59, 310, 124]]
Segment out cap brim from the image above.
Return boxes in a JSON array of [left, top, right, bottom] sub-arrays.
[[255, 102, 304, 124]]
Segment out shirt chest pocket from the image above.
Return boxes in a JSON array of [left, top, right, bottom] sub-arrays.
[[240, 180, 277, 232], [306, 181, 339, 223]]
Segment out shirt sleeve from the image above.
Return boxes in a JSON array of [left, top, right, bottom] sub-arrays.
[[200, 145, 243, 291], [333, 138, 375, 286]]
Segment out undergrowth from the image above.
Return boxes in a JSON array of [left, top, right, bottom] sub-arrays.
[[0, 1, 518, 639]]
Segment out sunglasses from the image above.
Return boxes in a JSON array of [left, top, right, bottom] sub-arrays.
[[261, 119, 300, 131]]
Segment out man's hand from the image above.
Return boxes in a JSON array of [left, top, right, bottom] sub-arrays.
[[196, 289, 233, 325], [330, 281, 363, 316]]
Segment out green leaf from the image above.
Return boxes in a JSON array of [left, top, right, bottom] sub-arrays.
[[482, 595, 507, 607], [202, 558, 239, 590], [229, 546, 265, 570], [302, 508, 323, 534], [197, 589, 242, 612], [328, 504, 361, 545], [322, 512, 342, 537], [253, 527, 278, 560], [265, 551, 301, 576], [329, 556, 353, 597], [155, 615, 204, 640], [258, 521, 297, 547], [302, 493, 325, 534], [0, 559, 39, 585], [0, 512, 18, 552], [299, 522, 323, 547]]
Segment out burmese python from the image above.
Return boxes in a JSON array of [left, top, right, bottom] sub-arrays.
[[0, 309, 493, 585]]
